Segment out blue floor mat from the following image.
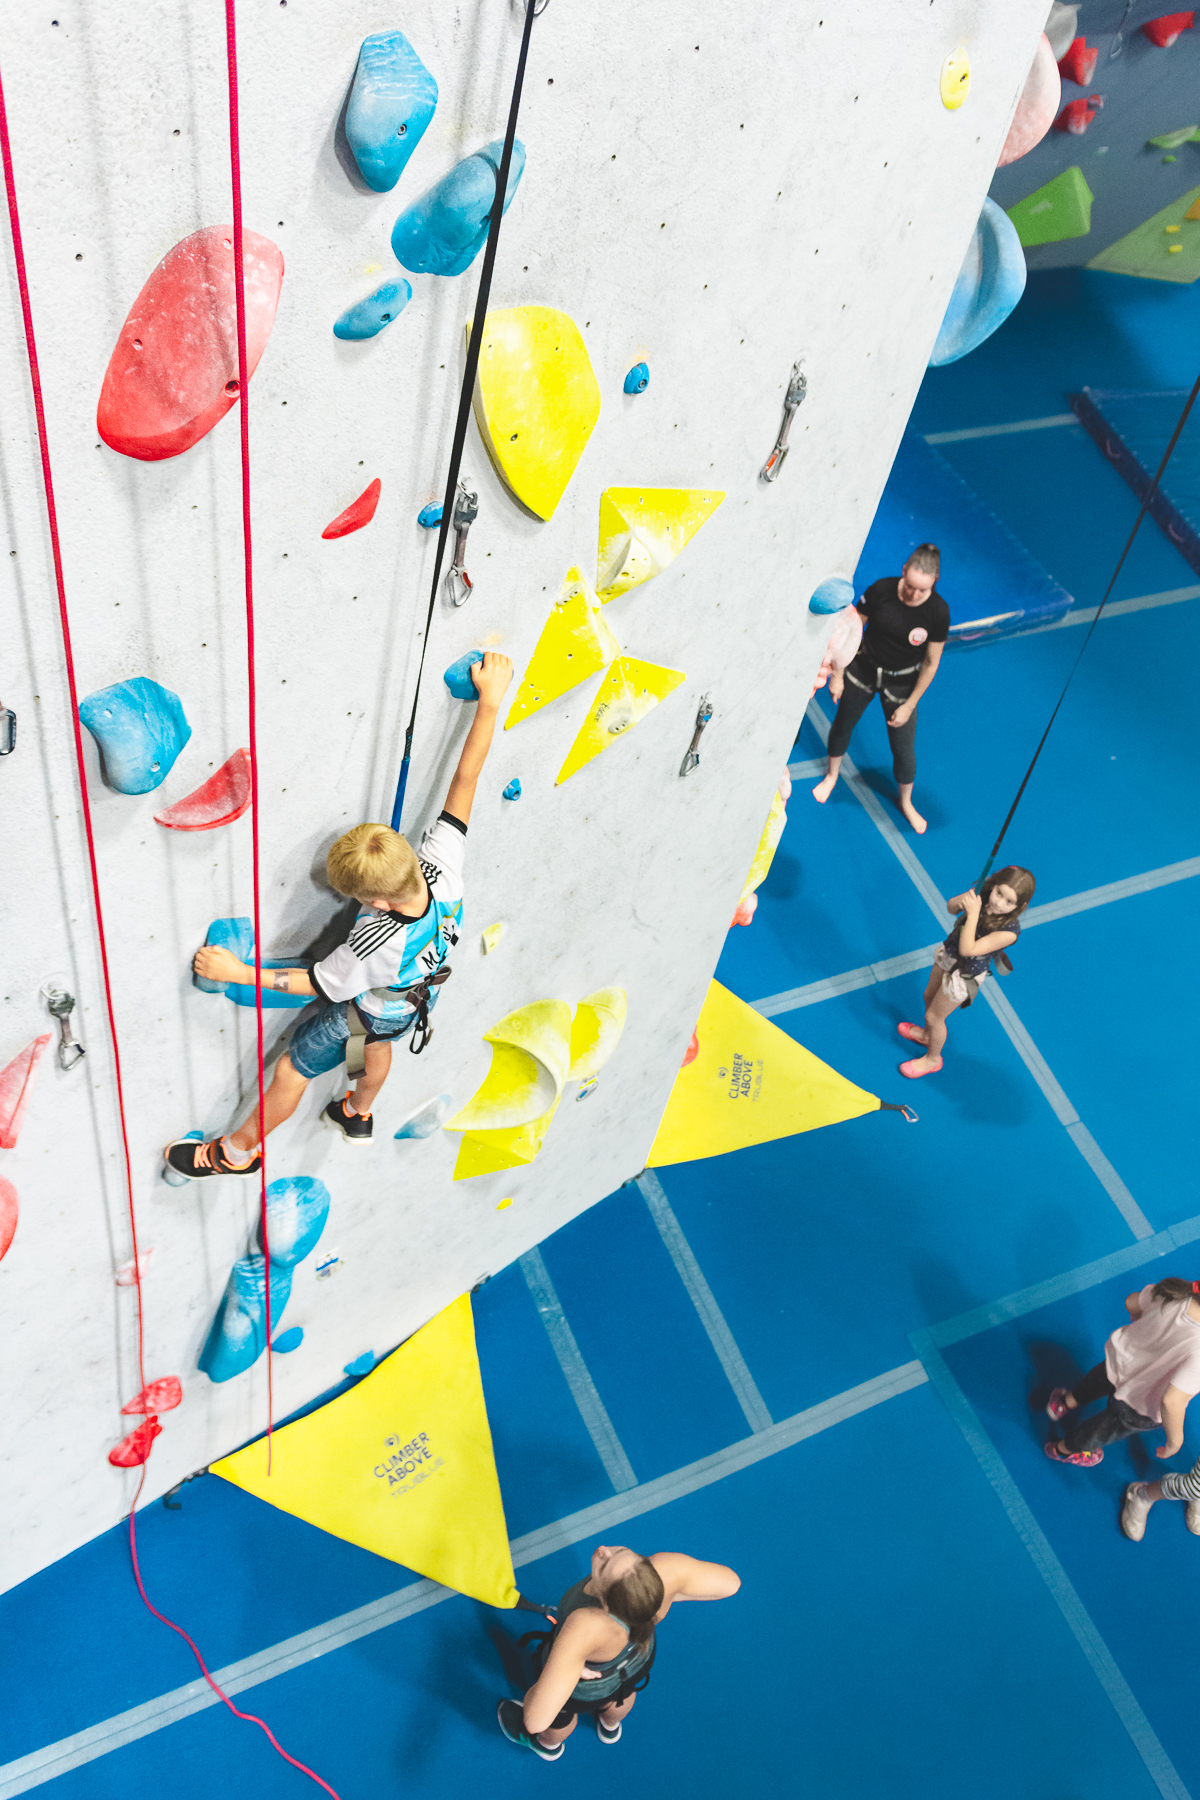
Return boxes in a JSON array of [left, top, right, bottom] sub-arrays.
[[1070, 387, 1200, 579]]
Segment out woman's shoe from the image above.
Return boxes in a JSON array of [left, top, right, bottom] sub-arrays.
[[1044, 1438, 1103, 1467], [897, 1022, 926, 1044], [899, 1056, 942, 1078]]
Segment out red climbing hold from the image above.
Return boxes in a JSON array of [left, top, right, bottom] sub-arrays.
[[153, 748, 251, 831], [0, 1177, 18, 1263], [682, 1031, 700, 1069], [1057, 37, 1098, 84], [1054, 97, 1100, 135], [1141, 10, 1194, 46], [121, 1376, 183, 1416], [108, 1416, 163, 1468], [97, 226, 284, 462], [0, 1034, 50, 1150], [321, 478, 382, 539]]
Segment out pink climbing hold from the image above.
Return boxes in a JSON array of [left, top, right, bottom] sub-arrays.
[[0, 1177, 18, 1263], [1141, 11, 1194, 46], [321, 478, 382, 539], [682, 1031, 700, 1069], [97, 225, 284, 461], [114, 1250, 154, 1286], [1057, 36, 1098, 84], [121, 1376, 183, 1416], [731, 892, 758, 928], [153, 748, 251, 831], [998, 35, 1060, 166], [1054, 96, 1100, 135], [108, 1417, 163, 1468], [0, 1034, 51, 1150]]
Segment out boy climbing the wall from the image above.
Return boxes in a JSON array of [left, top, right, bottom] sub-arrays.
[[165, 653, 512, 1177]]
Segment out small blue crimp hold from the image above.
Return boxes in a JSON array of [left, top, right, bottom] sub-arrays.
[[443, 650, 485, 699], [272, 1327, 305, 1354], [333, 278, 413, 341], [344, 1351, 376, 1378], [623, 361, 649, 395], [392, 139, 526, 278], [417, 502, 444, 528], [502, 778, 521, 801], [808, 577, 856, 615], [345, 30, 438, 194]]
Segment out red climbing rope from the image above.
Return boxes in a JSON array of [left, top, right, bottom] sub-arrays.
[[224, 0, 274, 1458]]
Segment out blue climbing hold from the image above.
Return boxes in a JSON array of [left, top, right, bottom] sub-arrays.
[[391, 139, 526, 278], [199, 1255, 293, 1383], [333, 278, 413, 341], [417, 502, 444, 529], [79, 678, 190, 795], [808, 577, 856, 615], [345, 30, 438, 194], [192, 917, 309, 1009], [259, 1175, 331, 1269], [344, 1351, 376, 1378], [272, 1326, 305, 1354], [623, 362, 649, 395], [443, 650, 485, 700], [929, 197, 1026, 368], [502, 778, 521, 801], [394, 1094, 450, 1140]]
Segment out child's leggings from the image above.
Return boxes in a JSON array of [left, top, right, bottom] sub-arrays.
[[1159, 1458, 1200, 1500], [1062, 1362, 1157, 1452]]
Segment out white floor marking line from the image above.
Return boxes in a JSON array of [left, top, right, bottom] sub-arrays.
[[519, 1249, 637, 1494], [787, 756, 828, 780], [0, 1363, 927, 1796], [636, 1172, 774, 1433], [1013, 584, 1200, 638], [802, 698, 1153, 1241], [1021, 857, 1200, 927], [923, 414, 1079, 444], [914, 1335, 1190, 1800]]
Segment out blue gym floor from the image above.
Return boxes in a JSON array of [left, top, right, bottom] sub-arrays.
[[3, 269, 1199, 1800]]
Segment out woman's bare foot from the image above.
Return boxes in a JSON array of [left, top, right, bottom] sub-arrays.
[[812, 773, 837, 804], [898, 792, 927, 834]]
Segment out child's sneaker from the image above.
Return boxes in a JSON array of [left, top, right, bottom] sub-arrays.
[[1044, 1437, 1103, 1467], [1046, 1387, 1071, 1421], [1187, 1499, 1200, 1535], [164, 1137, 261, 1180], [323, 1095, 373, 1143], [1121, 1482, 1151, 1540], [496, 1699, 563, 1760], [594, 1713, 622, 1744]]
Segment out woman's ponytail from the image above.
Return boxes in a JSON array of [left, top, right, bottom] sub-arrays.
[[604, 1557, 664, 1649], [1151, 1277, 1199, 1306]]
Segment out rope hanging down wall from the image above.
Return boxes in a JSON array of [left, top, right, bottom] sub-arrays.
[[389, 0, 540, 831], [976, 365, 1200, 885]]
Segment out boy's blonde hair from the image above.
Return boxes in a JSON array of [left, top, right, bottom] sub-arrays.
[[326, 823, 423, 904]]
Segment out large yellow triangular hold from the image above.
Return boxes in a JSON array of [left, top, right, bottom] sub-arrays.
[[596, 487, 725, 601], [739, 790, 788, 904], [647, 980, 879, 1167], [555, 657, 686, 785], [210, 1294, 518, 1607], [444, 999, 571, 1133], [469, 308, 601, 521], [452, 1098, 561, 1179], [505, 567, 621, 729]]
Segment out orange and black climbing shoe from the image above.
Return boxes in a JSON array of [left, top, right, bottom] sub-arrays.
[[164, 1136, 262, 1180], [322, 1094, 373, 1144]]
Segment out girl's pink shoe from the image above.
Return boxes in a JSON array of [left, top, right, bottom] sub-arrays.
[[1044, 1438, 1103, 1467], [897, 1022, 925, 1043], [899, 1055, 942, 1078]]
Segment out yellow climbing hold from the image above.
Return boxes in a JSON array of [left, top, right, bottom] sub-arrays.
[[555, 657, 687, 785], [505, 566, 620, 728], [496, 1197, 513, 1210], [444, 999, 571, 1134], [596, 487, 725, 600], [481, 922, 505, 955], [1166, 224, 1182, 233], [469, 307, 601, 520], [1170, 243, 1184, 253], [452, 1101, 561, 1180], [211, 1294, 518, 1607], [738, 790, 788, 906], [940, 46, 970, 110], [646, 980, 880, 1167], [568, 987, 628, 1081]]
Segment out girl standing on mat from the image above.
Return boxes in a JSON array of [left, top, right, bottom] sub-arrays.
[[1045, 1278, 1200, 1469], [897, 866, 1035, 1079]]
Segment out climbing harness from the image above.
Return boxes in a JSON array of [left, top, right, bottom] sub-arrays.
[[344, 966, 452, 1077], [679, 692, 713, 777], [390, 0, 540, 830], [445, 480, 479, 607], [759, 359, 807, 483], [976, 362, 1200, 885], [41, 981, 85, 1071]]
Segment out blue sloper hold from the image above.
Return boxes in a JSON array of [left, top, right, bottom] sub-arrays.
[[79, 678, 190, 795], [199, 1255, 294, 1383], [344, 1351, 376, 1377], [272, 1327, 304, 1353], [394, 1093, 450, 1139], [192, 917, 308, 1009], [333, 279, 413, 341], [417, 502, 444, 528], [502, 778, 521, 801], [623, 362, 649, 395], [929, 198, 1026, 368], [258, 1175, 331, 1269], [391, 139, 526, 278], [808, 577, 856, 615], [345, 30, 438, 194], [444, 650, 484, 699]]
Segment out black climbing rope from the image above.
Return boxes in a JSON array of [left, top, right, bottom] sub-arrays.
[[389, 0, 539, 831], [976, 364, 1200, 885]]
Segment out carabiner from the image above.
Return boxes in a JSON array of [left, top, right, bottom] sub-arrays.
[[760, 360, 807, 483], [42, 981, 86, 1071], [444, 481, 478, 607], [679, 692, 713, 777]]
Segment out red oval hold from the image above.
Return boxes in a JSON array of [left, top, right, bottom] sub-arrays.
[[121, 1376, 183, 1416], [108, 1416, 163, 1468], [322, 478, 382, 539], [0, 1176, 18, 1263], [154, 748, 252, 831], [97, 226, 284, 461]]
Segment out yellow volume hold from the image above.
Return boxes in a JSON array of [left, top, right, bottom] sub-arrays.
[[469, 307, 601, 520], [555, 657, 687, 785], [596, 487, 725, 600], [506, 566, 620, 728]]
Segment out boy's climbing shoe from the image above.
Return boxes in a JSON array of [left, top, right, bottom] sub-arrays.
[[594, 1713, 622, 1745], [497, 1699, 563, 1760], [164, 1137, 261, 1180], [897, 1021, 926, 1044], [899, 1055, 942, 1078], [1121, 1482, 1151, 1541], [323, 1095, 373, 1143], [1046, 1387, 1071, 1421], [1044, 1437, 1103, 1467]]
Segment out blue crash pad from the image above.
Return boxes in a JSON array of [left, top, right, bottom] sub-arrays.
[[929, 198, 1026, 368], [345, 30, 438, 193], [391, 139, 526, 278], [1070, 387, 1200, 579]]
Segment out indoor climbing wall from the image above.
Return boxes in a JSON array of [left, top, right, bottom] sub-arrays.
[[0, 0, 1049, 1586]]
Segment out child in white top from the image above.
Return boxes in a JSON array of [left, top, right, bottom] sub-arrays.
[[1045, 1278, 1200, 1468]]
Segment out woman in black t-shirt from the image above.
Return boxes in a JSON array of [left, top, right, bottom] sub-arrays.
[[812, 545, 950, 833]]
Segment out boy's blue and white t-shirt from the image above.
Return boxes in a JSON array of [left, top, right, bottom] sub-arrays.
[[310, 813, 465, 1030]]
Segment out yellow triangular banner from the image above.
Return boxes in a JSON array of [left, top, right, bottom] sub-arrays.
[[211, 1295, 518, 1607], [647, 980, 879, 1167]]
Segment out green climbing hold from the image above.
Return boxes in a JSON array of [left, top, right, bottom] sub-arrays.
[[1006, 166, 1094, 246], [1146, 126, 1200, 148], [1087, 185, 1200, 282]]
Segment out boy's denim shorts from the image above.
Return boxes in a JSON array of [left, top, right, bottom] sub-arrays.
[[287, 1001, 412, 1079]]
